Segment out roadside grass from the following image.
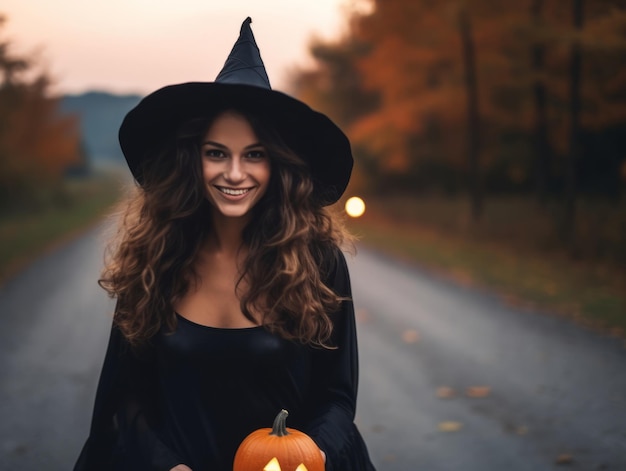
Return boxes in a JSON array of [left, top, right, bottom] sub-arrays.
[[0, 172, 124, 283], [346, 195, 626, 337]]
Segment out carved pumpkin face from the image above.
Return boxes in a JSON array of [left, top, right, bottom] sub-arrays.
[[233, 410, 325, 471]]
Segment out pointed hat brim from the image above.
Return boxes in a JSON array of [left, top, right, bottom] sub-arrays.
[[118, 18, 352, 206]]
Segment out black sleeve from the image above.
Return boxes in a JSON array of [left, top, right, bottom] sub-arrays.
[[304, 249, 375, 470], [74, 320, 184, 471]]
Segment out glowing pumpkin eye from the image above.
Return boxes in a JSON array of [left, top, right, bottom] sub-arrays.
[[263, 458, 309, 471], [264, 458, 281, 471]]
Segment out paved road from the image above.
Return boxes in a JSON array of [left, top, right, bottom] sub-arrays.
[[0, 226, 625, 470], [351, 250, 626, 470], [0, 224, 114, 470]]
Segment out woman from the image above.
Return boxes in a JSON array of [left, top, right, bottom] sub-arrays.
[[75, 18, 375, 471]]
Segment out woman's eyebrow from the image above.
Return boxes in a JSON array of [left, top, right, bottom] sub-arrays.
[[201, 141, 264, 149], [202, 140, 227, 148]]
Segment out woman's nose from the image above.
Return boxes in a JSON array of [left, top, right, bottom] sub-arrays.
[[224, 156, 244, 182]]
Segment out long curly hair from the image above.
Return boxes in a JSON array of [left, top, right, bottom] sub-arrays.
[[99, 108, 352, 348]]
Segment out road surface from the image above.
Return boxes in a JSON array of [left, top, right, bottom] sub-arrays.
[[0, 224, 625, 470]]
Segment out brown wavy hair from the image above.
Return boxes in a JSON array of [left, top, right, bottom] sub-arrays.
[[99, 108, 352, 348]]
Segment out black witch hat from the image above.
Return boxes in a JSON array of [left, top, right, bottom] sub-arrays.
[[119, 17, 352, 205]]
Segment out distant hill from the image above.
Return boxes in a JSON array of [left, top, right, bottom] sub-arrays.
[[61, 91, 142, 165]]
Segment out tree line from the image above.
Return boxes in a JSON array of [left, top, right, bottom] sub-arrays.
[[0, 15, 84, 214], [291, 0, 626, 232]]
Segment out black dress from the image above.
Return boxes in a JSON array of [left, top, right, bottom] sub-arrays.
[[74, 251, 376, 471]]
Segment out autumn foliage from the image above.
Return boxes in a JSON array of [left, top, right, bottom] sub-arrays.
[[290, 0, 626, 201], [0, 15, 83, 213]]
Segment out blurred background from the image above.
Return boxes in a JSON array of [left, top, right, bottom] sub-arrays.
[[1, 0, 625, 469], [2, 0, 624, 333]]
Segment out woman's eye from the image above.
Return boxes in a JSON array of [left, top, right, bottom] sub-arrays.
[[246, 150, 266, 159], [204, 149, 225, 158]]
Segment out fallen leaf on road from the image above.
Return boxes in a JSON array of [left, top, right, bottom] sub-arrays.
[[355, 308, 371, 323], [515, 426, 529, 436], [371, 424, 385, 433], [465, 386, 491, 398], [436, 386, 456, 399], [438, 421, 463, 432], [401, 329, 419, 344], [555, 454, 574, 465]]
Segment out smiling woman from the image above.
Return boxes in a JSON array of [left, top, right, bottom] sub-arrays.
[[74, 17, 375, 471]]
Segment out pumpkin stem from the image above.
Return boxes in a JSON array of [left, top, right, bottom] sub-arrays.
[[270, 409, 290, 437]]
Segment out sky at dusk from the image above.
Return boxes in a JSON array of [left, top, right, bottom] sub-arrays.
[[2, 0, 355, 96]]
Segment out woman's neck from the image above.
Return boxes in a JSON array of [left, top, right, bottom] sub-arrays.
[[206, 211, 250, 257]]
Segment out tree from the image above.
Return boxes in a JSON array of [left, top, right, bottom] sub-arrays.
[[0, 15, 82, 212], [530, 0, 552, 205], [561, 0, 584, 244], [290, 31, 380, 193], [458, 3, 483, 219], [290, 0, 626, 206]]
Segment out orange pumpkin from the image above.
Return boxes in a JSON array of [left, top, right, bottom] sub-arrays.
[[233, 409, 325, 471]]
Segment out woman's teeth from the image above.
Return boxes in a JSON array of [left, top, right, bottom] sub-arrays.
[[218, 187, 250, 196]]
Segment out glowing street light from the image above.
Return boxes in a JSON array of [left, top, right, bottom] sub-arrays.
[[345, 196, 365, 218]]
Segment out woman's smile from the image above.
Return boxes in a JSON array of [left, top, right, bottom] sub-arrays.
[[215, 185, 254, 198]]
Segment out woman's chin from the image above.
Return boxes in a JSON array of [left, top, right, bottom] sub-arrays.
[[210, 203, 254, 220]]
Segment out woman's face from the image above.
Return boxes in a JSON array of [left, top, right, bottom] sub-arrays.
[[201, 111, 271, 220]]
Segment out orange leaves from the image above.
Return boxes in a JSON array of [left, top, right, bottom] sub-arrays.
[[436, 385, 492, 399], [291, 0, 626, 196], [347, 0, 513, 174], [436, 386, 457, 399], [0, 18, 82, 207], [401, 329, 419, 344], [348, 109, 415, 172], [465, 386, 491, 398], [437, 421, 464, 432], [1, 83, 81, 180], [555, 453, 574, 465], [435, 384, 494, 436]]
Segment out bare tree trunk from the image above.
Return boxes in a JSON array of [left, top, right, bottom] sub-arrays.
[[531, 0, 551, 206], [459, 5, 482, 221], [561, 0, 583, 246]]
